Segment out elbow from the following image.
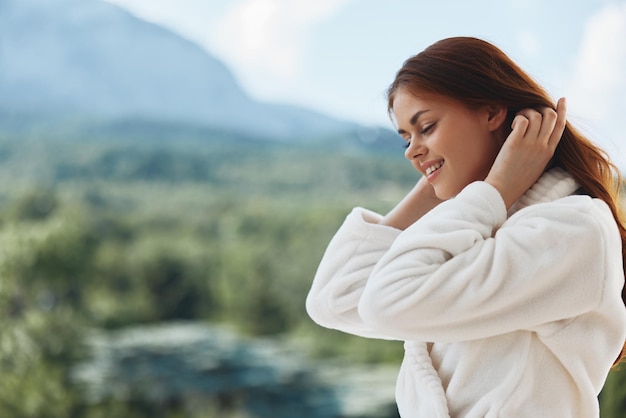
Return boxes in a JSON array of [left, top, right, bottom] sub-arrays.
[[305, 291, 326, 325], [305, 289, 341, 329]]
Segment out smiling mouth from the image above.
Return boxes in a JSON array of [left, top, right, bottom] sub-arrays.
[[425, 160, 444, 176]]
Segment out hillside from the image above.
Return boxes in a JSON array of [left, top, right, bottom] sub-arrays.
[[0, 0, 373, 141]]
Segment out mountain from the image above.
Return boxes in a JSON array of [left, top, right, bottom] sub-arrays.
[[0, 0, 371, 141]]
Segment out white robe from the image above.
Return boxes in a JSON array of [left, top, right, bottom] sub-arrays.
[[306, 168, 626, 417]]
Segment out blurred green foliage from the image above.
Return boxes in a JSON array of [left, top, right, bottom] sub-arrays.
[[601, 364, 626, 417], [0, 130, 623, 417], [0, 132, 411, 417]]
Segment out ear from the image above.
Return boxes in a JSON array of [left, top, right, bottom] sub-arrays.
[[485, 104, 507, 132]]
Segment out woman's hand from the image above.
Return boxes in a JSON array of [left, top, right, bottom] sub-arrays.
[[380, 176, 444, 230], [485, 98, 567, 210]]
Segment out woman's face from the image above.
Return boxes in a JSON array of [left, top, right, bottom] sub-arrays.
[[392, 89, 505, 200]]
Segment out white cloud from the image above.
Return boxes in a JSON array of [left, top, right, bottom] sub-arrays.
[[566, 2, 626, 167], [211, 0, 354, 81]]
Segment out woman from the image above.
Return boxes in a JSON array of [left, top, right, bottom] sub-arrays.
[[306, 37, 626, 417]]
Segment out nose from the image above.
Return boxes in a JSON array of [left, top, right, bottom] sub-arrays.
[[404, 141, 426, 161]]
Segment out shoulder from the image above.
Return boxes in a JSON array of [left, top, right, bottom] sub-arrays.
[[511, 193, 613, 222], [506, 194, 621, 250]]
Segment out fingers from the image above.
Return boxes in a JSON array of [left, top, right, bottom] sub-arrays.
[[510, 113, 530, 138], [487, 97, 568, 210], [513, 97, 567, 149], [549, 97, 567, 147], [516, 108, 543, 141], [511, 112, 530, 130]]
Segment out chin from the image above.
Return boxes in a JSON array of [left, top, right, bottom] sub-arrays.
[[434, 190, 454, 201], [434, 185, 464, 201]]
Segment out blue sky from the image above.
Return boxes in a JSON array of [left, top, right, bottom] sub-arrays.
[[105, 0, 626, 167]]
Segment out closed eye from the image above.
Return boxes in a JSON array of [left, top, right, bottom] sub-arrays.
[[420, 123, 436, 135], [401, 122, 436, 149]]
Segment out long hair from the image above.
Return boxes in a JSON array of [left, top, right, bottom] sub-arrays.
[[387, 36, 626, 365]]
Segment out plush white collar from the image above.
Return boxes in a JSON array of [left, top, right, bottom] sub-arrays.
[[508, 167, 580, 216]]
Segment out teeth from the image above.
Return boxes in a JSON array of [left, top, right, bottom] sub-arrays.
[[425, 161, 443, 176]]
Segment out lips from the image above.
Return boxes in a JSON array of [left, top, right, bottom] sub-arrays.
[[424, 160, 444, 176]]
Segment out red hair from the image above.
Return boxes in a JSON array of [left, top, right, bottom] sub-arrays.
[[387, 36, 626, 365]]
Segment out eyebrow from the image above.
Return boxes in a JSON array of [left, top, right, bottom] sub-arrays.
[[397, 109, 431, 134]]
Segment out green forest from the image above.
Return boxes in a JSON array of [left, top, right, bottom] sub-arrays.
[[0, 127, 625, 417]]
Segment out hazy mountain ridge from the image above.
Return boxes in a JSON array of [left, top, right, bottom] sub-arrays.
[[0, 0, 385, 142]]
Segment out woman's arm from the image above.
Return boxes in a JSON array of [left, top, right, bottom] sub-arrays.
[[306, 176, 441, 337], [358, 181, 622, 342], [305, 207, 403, 339], [379, 176, 443, 230], [307, 100, 568, 340]]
